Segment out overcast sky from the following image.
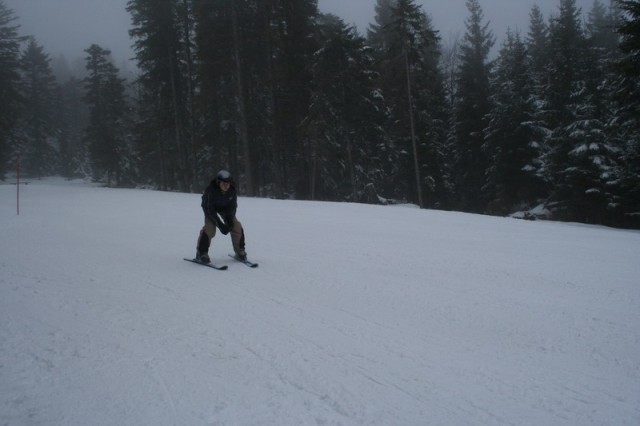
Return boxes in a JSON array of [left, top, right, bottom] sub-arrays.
[[4, 0, 595, 66]]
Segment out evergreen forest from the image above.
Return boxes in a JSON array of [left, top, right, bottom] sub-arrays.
[[1, 0, 639, 228]]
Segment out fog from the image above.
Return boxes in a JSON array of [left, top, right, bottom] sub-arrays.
[[322, 0, 596, 41], [4, 0, 130, 67], [4, 0, 597, 70]]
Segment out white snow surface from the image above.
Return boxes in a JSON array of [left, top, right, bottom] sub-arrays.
[[1, 178, 639, 426]]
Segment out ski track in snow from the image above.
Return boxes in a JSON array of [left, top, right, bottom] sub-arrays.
[[1, 178, 639, 425]]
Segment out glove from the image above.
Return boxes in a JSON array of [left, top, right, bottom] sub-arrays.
[[215, 215, 230, 235], [224, 216, 235, 230]]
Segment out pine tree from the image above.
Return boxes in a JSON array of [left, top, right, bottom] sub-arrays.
[[192, 0, 260, 194], [192, 0, 236, 186], [368, 0, 447, 207], [525, 5, 554, 210], [410, 9, 451, 209], [127, 0, 195, 191], [0, 1, 24, 179], [57, 77, 90, 178], [452, 0, 494, 212], [545, 0, 620, 223], [584, 1, 621, 122], [526, 5, 550, 95], [545, 0, 586, 129], [367, 0, 396, 49], [483, 31, 545, 215], [18, 37, 59, 177], [543, 0, 585, 216], [193, 0, 319, 199], [587, 0, 621, 51], [83, 44, 129, 187], [612, 0, 640, 225], [268, 0, 319, 199], [303, 14, 387, 202]]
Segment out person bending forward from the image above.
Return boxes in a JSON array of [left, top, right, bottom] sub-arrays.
[[196, 170, 247, 263]]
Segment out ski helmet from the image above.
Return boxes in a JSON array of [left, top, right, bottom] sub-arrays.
[[216, 169, 232, 183]]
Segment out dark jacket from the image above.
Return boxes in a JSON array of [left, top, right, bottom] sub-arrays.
[[201, 179, 237, 229]]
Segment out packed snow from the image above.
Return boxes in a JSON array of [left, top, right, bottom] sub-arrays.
[[1, 178, 639, 425]]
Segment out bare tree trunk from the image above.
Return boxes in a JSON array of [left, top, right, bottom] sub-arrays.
[[343, 86, 357, 200], [181, 0, 196, 192], [309, 138, 317, 200], [168, 44, 187, 192], [230, 1, 253, 195], [405, 50, 423, 208]]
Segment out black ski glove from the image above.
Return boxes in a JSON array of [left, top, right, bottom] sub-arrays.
[[215, 215, 230, 235], [224, 216, 234, 230]]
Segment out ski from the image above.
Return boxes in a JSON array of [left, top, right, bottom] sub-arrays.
[[228, 254, 259, 268], [183, 258, 228, 270]]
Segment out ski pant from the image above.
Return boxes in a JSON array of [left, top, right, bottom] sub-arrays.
[[197, 216, 245, 255]]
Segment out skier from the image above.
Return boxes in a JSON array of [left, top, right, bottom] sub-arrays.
[[196, 170, 248, 263]]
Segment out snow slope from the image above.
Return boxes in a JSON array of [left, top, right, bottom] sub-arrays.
[[1, 178, 639, 425]]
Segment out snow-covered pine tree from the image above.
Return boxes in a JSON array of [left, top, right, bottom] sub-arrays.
[[483, 31, 546, 216], [544, 0, 620, 223], [452, 0, 494, 213], [611, 0, 640, 226], [303, 14, 387, 202], [368, 0, 448, 208], [526, 5, 550, 99]]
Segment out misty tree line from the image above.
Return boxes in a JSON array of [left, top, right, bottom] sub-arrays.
[[0, 0, 638, 228]]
